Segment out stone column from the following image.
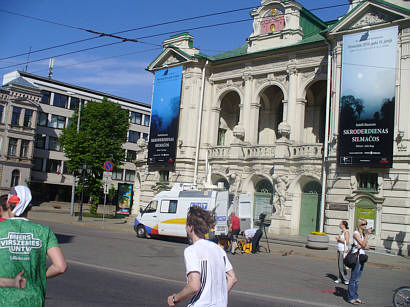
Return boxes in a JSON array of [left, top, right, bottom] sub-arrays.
[[249, 103, 260, 144], [295, 98, 306, 143], [286, 66, 298, 141], [242, 73, 253, 143]]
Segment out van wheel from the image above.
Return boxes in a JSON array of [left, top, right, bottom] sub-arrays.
[[136, 225, 147, 238]]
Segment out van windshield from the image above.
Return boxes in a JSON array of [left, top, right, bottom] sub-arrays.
[[144, 200, 158, 213]]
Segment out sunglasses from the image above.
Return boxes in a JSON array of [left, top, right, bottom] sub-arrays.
[[361, 223, 367, 226]]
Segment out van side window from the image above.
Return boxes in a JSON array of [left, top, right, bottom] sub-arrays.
[[145, 200, 158, 213], [160, 200, 178, 214], [169, 200, 177, 214]]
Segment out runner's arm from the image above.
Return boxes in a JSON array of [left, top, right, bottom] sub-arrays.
[[46, 246, 67, 278], [226, 269, 238, 292], [168, 271, 200, 306], [0, 270, 26, 288]]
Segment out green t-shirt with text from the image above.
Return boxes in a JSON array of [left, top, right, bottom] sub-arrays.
[[0, 218, 59, 307]]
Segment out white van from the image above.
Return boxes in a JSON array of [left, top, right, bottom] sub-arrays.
[[134, 184, 231, 238]]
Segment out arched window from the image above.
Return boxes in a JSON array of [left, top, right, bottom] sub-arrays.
[[11, 170, 20, 187], [255, 179, 273, 193]]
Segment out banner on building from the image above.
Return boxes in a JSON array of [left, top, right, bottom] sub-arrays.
[[116, 183, 133, 215], [147, 66, 183, 165], [338, 26, 398, 168]]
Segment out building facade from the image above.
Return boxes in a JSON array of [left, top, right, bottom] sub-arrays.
[[1, 71, 151, 204], [134, 0, 410, 255]]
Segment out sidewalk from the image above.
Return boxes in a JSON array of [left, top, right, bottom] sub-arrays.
[[29, 201, 410, 272]]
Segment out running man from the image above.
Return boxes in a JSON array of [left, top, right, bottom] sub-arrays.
[[167, 206, 237, 306]]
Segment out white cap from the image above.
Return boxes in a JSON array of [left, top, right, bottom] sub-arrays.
[[8, 186, 32, 216]]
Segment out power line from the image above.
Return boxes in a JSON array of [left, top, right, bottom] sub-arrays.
[[0, 3, 349, 62]]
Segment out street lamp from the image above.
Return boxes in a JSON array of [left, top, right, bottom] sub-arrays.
[[69, 92, 82, 216], [77, 162, 90, 221]]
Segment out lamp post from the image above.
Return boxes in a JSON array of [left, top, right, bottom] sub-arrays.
[[77, 162, 90, 222], [69, 93, 82, 216]]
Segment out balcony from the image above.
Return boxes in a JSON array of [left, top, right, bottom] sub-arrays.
[[208, 143, 323, 162]]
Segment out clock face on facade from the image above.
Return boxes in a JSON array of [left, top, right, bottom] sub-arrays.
[[260, 7, 285, 34]]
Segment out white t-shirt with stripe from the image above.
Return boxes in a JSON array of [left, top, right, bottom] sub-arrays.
[[184, 239, 233, 307]]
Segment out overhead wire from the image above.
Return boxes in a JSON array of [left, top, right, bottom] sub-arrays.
[[0, 3, 349, 62]]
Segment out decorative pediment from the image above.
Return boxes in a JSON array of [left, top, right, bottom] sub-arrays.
[[147, 48, 194, 71], [329, 2, 409, 34]]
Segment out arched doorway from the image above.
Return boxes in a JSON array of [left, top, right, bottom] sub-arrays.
[[258, 85, 284, 144], [299, 181, 321, 236], [218, 91, 240, 146], [254, 179, 274, 226]]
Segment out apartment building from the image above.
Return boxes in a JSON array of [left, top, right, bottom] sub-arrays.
[[1, 70, 151, 203]]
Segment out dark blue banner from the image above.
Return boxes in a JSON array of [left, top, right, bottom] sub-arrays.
[[148, 66, 183, 165], [338, 26, 398, 168]]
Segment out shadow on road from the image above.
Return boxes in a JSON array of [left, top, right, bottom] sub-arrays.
[[55, 233, 75, 244]]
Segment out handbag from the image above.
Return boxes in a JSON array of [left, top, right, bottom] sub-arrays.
[[343, 245, 359, 269]]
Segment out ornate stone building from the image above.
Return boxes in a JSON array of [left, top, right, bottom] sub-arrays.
[[134, 0, 410, 255]]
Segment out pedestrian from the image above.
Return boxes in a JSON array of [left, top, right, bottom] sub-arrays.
[[0, 186, 67, 307], [167, 206, 237, 306], [335, 220, 350, 285], [229, 211, 240, 254], [347, 218, 372, 305], [0, 194, 8, 221], [244, 227, 263, 254]]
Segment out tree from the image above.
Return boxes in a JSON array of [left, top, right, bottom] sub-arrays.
[[60, 98, 130, 208]]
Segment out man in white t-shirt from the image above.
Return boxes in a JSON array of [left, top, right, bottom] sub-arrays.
[[167, 206, 237, 307]]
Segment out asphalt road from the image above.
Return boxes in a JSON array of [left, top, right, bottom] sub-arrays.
[[36, 220, 409, 307]]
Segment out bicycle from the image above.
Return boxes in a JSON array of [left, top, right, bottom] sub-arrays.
[[393, 286, 410, 307]]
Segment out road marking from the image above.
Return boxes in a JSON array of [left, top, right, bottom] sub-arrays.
[[66, 259, 337, 307]]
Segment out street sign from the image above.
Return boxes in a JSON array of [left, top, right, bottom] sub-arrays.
[[103, 161, 114, 172], [103, 171, 112, 183], [104, 183, 109, 195]]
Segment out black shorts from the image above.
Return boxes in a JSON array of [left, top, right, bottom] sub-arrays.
[[231, 229, 240, 236]]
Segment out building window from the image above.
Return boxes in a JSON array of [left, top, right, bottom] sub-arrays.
[[10, 170, 20, 187], [217, 128, 226, 146], [144, 115, 150, 126], [40, 90, 51, 104], [20, 140, 30, 158], [23, 109, 33, 127], [38, 112, 48, 126], [130, 112, 142, 124], [48, 136, 61, 151], [357, 173, 378, 192], [11, 107, 21, 125], [35, 134, 46, 149], [69, 97, 80, 110], [46, 159, 61, 173], [53, 93, 68, 108], [125, 170, 135, 182], [32, 158, 43, 171], [49, 115, 66, 129], [126, 150, 136, 162], [112, 170, 123, 181], [0, 105, 4, 123], [128, 130, 139, 143], [7, 138, 18, 156], [159, 170, 169, 183], [142, 133, 148, 141]]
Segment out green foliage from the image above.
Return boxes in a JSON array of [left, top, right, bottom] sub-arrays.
[[60, 98, 130, 201], [89, 203, 98, 215]]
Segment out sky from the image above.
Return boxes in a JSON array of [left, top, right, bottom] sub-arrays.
[[0, 0, 350, 105]]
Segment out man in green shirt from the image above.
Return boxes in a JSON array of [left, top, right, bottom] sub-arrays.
[[0, 186, 67, 307]]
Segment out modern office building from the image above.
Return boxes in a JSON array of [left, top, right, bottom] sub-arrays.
[[134, 0, 410, 255], [0, 70, 151, 204]]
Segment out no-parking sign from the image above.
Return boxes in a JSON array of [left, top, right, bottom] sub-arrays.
[[103, 161, 113, 172]]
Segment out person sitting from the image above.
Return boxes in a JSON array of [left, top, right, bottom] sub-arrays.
[[244, 228, 263, 254]]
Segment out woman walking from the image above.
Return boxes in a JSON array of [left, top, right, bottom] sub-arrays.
[[348, 218, 372, 305], [335, 220, 349, 285]]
